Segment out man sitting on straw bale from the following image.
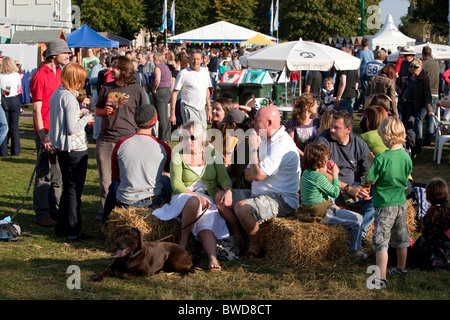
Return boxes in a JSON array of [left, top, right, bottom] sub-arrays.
[[315, 110, 375, 243], [102, 104, 172, 224], [217, 105, 301, 258]]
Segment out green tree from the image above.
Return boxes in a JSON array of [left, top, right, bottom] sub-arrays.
[[408, 0, 449, 39], [212, 0, 257, 30], [255, 0, 382, 42], [73, 0, 146, 40]]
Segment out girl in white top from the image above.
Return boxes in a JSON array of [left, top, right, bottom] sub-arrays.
[[0, 56, 22, 156]]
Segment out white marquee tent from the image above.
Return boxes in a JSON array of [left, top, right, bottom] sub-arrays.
[[167, 21, 277, 45], [369, 14, 415, 52]]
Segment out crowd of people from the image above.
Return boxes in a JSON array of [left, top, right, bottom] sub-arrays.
[[0, 38, 448, 283]]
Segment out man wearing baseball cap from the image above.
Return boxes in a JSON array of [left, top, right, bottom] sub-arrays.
[[103, 104, 172, 224], [30, 39, 72, 226]]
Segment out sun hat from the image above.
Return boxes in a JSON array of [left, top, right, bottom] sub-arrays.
[[46, 39, 71, 58], [400, 45, 415, 55], [219, 109, 246, 125], [134, 104, 158, 128]]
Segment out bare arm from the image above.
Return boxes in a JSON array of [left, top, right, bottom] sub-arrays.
[[152, 67, 161, 93], [170, 90, 179, 125]]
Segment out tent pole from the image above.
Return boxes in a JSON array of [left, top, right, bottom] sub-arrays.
[[164, 29, 167, 48], [284, 65, 288, 106]]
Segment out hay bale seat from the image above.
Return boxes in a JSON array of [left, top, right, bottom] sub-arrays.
[[106, 206, 351, 268], [106, 206, 185, 249], [259, 217, 350, 267]]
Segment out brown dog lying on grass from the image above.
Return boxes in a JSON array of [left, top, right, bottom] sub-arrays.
[[92, 226, 193, 282]]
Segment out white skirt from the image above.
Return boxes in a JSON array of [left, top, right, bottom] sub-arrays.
[[152, 192, 230, 242]]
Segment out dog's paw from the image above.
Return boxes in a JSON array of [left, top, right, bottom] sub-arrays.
[[91, 275, 103, 282]]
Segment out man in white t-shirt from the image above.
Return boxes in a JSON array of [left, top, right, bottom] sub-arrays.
[[216, 105, 301, 258], [170, 50, 212, 129]]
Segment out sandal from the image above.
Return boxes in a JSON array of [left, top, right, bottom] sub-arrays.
[[208, 263, 222, 272]]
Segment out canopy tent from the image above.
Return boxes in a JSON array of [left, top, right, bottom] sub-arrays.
[[10, 29, 67, 44], [99, 32, 132, 47], [369, 14, 415, 52], [387, 42, 450, 62], [167, 21, 277, 45], [241, 33, 275, 45], [66, 24, 119, 48]]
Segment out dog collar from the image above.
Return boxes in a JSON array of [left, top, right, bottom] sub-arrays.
[[130, 249, 142, 258]]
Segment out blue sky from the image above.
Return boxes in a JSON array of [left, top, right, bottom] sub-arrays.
[[379, 0, 410, 26]]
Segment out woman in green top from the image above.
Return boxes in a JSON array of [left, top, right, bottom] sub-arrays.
[[360, 105, 389, 156], [153, 121, 233, 271]]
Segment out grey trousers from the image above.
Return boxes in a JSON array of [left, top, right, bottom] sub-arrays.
[[153, 87, 172, 142], [181, 103, 207, 130], [95, 139, 116, 212], [33, 133, 62, 222]]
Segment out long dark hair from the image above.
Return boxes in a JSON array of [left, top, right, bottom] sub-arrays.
[[425, 178, 450, 233], [115, 56, 136, 86]]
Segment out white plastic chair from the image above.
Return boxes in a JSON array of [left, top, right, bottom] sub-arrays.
[[432, 107, 450, 164]]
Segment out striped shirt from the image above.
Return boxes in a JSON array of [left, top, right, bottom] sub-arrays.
[[301, 170, 340, 205]]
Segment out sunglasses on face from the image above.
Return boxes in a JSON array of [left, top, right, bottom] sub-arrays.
[[410, 65, 420, 70]]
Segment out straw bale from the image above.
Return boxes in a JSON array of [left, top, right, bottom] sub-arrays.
[[365, 199, 417, 240], [106, 207, 351, 268], [259, 217, 350, 267], [106, 206, 182, 249]]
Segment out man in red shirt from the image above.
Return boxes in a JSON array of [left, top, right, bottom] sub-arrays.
[[30, 39, 71, 226]]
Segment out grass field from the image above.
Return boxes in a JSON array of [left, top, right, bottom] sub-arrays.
[[0, 107, 449, 303]]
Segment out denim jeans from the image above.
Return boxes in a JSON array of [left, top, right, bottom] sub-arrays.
[[337, 98, 355, 115], [0, 107, 7, 146], [102, 174, 172, 225], [415, 95, 438, 146], [335, 183, 375, 238], [210, 72, 218, 101], [290, 80, 298, 96], [55, 150, 88, 238], [0, 95, 21, 156]]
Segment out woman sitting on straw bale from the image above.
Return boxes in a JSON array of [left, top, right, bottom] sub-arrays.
[[210, 97, 237, 167], [299, 142, 367, 258], [152, 121, 233, 271], [360, 105, 389, 156]]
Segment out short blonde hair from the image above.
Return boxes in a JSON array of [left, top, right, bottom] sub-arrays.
[[378, 116, 406, 148], [410, 59, 422, 69], [153, 51, 166, 64], [61, 62, 87, 92]]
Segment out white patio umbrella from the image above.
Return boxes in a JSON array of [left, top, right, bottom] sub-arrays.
[[387, 42, 450, 62], [240, 38, 361, 71], [239, 39, 361, 105]]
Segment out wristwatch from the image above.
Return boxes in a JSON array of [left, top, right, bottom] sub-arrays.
[[344, 184, 350, 194]]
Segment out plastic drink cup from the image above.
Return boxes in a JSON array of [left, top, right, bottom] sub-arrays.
[[361, 176, 370, 192]]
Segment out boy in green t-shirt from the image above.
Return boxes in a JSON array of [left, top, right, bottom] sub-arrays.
[[366, 117, 413, 289]]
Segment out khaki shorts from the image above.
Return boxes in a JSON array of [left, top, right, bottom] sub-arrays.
[[232, 189, 295, 224], [373, 203, 410, 252]]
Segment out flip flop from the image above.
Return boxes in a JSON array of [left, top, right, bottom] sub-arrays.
[[208, 263, 222, 272]]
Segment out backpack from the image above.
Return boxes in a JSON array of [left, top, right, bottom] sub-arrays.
[[0, 216, 21, 241]]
